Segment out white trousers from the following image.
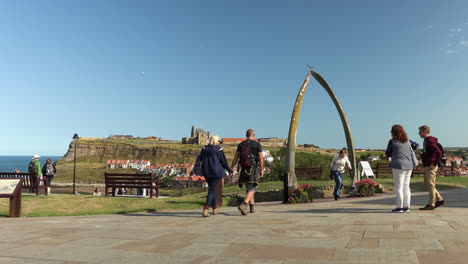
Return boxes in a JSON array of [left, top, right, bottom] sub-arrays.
[[392, 169, 412, 208]]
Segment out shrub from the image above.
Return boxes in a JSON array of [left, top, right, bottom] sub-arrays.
[[355, 179, 377, 197], [266, 148, 333, 182], [288, 184, 313, 203]]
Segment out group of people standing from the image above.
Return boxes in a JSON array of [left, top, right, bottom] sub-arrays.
[[329, 124, 445, 213], [27, 154, 57, 195], [192, 129, 264, 217], [385, 125, 444, 212]]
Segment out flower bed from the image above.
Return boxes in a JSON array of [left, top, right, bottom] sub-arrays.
[[288, 184, 313, 203], [355, 179, 377, 197]]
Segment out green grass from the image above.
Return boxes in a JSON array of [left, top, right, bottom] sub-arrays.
[[53, 166, 136, 183], [2, 175, 468, 217], [0, 194, 206, 217]]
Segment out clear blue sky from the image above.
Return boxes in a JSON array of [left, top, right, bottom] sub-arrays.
[[2, 0, 468, 156]]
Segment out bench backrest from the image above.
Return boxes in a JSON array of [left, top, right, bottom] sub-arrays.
[[376, 163, 426, 177], [0, 172, 35, 188], [104, 172, 154, 188], [295, 167, 323, 180], [375, 163, 392, 177]]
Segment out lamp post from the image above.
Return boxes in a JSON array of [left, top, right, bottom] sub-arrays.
[[72, 133, 79, 194]]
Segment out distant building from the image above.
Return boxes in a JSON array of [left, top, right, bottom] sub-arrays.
[[301, 144, 319, 149], [107, 160, 130, 169], [445, 155, 464, 167], [222, 138, 246, 144], [144, 136, 161, 140], [108, 134, 134, 139], [108, 160, 151, 170], [144, 163, 193, 177], [137, 160, 151, 170], [259, 137, 286, 144], [182, 125, 210, 145]]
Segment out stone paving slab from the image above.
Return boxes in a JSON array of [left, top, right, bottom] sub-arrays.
[[1, 189, 468, 263]]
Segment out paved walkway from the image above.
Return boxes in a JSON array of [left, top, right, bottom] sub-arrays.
[[2, 189, 468, 263]]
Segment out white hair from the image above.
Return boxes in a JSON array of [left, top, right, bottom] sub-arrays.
[[208, 135, 220, 145]]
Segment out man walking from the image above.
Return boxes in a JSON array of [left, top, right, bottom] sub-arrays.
[[418, 125, 445, 210], [231, 129, 264, 215]]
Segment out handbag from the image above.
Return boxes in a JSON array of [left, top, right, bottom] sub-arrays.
[[409, 144, 419, 168]]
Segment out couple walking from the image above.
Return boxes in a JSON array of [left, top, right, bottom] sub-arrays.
[[386, 125, 444, 212], [192, 129, 264, 217]]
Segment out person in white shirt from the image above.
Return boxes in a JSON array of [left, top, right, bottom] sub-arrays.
[[330, 149, 352, 200]]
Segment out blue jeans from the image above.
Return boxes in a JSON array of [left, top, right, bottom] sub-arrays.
[[332, 171, 344, 198], [205, 177, 220, 208]]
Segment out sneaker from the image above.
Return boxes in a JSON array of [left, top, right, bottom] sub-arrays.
[[212, 207, 219, 215], [392, 208, 403, 213], [402, 207, 410, 212], [435, 200, 445, 208], [202, 208, 210, 217], [238, 202, 248, 215], [249, 203, 255, 213], [419, 205, 435, 210]]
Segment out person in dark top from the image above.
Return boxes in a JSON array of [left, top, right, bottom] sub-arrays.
[[42, 158, 56, 195], [231, 129, 264, 215], [418, 125, 444, 210], [193, 135, 233, 217]]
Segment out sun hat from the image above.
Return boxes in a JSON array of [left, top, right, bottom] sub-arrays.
[[33, 154, 40, 159]]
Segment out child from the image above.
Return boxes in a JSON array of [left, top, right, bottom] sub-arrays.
[[93, 188, 101, 196]]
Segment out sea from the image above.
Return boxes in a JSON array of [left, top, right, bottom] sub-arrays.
[[0, 156, 63, 173]]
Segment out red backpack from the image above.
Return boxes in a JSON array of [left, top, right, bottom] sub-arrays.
[[239, 140, 256, 169]]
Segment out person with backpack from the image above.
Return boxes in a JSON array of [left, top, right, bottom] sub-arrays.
[[42, 158, 56, 195], [192, 135, 233, 217], [28, 154, 42, 193], [418, 125, 445, 210], [231, 129, 264, 215]]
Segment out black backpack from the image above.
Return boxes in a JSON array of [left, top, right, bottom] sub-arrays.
[[437, 142, 446, 167], [28, 160, 36, 174], [239, 140, 256, 169]]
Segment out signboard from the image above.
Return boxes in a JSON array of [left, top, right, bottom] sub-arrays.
[[0, 178, 23, 217], [358, 161, 375, 179], [0, 179, 21, 195]]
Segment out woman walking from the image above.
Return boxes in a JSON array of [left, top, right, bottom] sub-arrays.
[[385, 124, 419, 213], [193, 135, 233, 217], [330, 150, 352, 200]]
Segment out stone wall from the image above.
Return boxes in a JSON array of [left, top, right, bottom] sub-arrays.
[[225, 185, 356, 205]]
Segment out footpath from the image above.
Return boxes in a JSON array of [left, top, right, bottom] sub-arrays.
[[2, 188, 468, 263]]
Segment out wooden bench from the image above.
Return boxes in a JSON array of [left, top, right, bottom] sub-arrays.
[[375, 163, 392, 178], [375, 163, 427, 177], [104, 172, 159, 198], [295, 167, 323, 180], [0, 172, 48, 196]]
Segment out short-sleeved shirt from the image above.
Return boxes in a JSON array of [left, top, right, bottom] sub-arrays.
[[236, 139, 262, 162], [237, 139, 262, 187]]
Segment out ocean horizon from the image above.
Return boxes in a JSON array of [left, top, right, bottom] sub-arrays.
[[0, 156, 63, 173]]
